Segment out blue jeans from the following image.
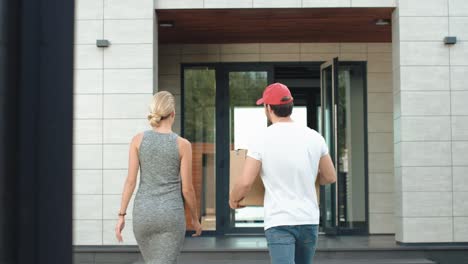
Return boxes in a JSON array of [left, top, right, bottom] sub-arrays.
[[265, 225, 319, 264]]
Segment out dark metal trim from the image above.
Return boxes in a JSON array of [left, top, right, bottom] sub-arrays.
[[216, 63, 230, 235], [3, 0, 75, 262], [0, 0, 20, 262], [362, 61, 370, 236]]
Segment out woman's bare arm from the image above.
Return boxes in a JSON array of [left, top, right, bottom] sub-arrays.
[[178, 137, 202, 236], [118, 133, 142, 215], [116, 133, 142, 242]]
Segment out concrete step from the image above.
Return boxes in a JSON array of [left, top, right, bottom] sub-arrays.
[[312, 259, 436, 264], [75, 251, 439, 264], [76, 233, 468, 264], [176, 259, 436, 264], [177, 253, 437, 264]]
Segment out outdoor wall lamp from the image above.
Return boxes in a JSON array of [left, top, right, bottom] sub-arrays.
[[444, 36, 457, 45], [96, 39, 110, 48]]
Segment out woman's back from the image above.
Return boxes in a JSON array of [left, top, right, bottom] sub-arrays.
[[137, 130, 181, 202]]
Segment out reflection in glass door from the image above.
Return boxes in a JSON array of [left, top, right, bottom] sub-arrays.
[[228, 70, 268, 229], [183, 67, 217, 231], [227, 69, 309, 231], [319, 59, 368, 234], [336, 63, 367, 232]]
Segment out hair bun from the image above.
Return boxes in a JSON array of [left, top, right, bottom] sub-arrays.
[[148, 113, 162, 127]]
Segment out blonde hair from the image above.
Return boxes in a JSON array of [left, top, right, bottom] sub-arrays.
[[148, 91, 175, 127]]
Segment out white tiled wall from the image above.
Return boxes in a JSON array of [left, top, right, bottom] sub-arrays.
[[400, 42, 449, 66], [104, 20, 153, 44], [104, 0, 154, 19], [104, 69, 153, 94], [74, 70, 104, 94], [74, 45, 104, 69], [399, 17, 448, 41], [402, 217, 453, 243], [454, 217, 468, 242], [74, 120, 103, 144], [399, 66, 450, 91], [393, 0, 468, 243], [73, 0, 153, 245], [74, 220, 103, 245], [74, 170, 103, 195], [398, 0, 448, 17], [159, 42, 395, 234], [402, 167, 452, 192]]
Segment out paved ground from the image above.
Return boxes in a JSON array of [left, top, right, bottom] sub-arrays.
[[74, 235, 468, 264]]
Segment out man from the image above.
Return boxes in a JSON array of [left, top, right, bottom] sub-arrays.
[[229, 82, 337, 264]]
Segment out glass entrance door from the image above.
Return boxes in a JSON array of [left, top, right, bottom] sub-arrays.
[[320, 58, 339, 235], [183, 61, 368, 236], [229, 70, 268, 229], [319, 59, 369, 235], [225, 66, 272, 233], [335, 63, 368, 233]]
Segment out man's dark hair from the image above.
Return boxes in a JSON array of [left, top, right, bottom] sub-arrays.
[[268, 96, 294, 117]]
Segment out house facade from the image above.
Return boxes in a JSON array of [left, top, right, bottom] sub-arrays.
[[73, 0, 468, 245]]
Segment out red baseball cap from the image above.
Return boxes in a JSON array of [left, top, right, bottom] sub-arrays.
[[256, 82, 294, 105]]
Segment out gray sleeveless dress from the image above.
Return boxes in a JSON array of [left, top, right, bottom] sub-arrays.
[[133, 130, 186, 264]]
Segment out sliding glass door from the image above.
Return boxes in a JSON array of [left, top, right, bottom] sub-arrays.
[[336, 63, 368, 233], [223, 65, 273, 233], [320, 58, 339, 235], [319, 59, 368, 235], [183, 64, 273, 234]]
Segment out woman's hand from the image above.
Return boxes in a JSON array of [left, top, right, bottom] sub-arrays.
[[115, 216, 125, 242], [191, 219, 203, 237]]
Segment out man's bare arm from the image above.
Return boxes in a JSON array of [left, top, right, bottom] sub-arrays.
[[229, 157, 261, 209], [317, 154, 336, 185]]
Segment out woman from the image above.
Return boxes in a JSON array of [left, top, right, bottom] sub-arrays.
[[115, 91, 202, 264]]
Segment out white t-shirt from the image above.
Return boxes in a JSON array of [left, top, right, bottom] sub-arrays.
[[247, 121, 329, 230]]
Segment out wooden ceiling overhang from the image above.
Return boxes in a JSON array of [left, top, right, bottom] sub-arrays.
[[156, 8, 394, 44]]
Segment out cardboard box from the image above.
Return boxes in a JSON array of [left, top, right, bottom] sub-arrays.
[[229, 149, 321, 207], [230, 149, 264, 206]]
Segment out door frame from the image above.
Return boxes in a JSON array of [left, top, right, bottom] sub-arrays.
[[334, 61, 369, 235], [181, 61, 369, 236], [219, 63, 274, 234], [318, 60, 370, 235], [319, 58, 340, 236]]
